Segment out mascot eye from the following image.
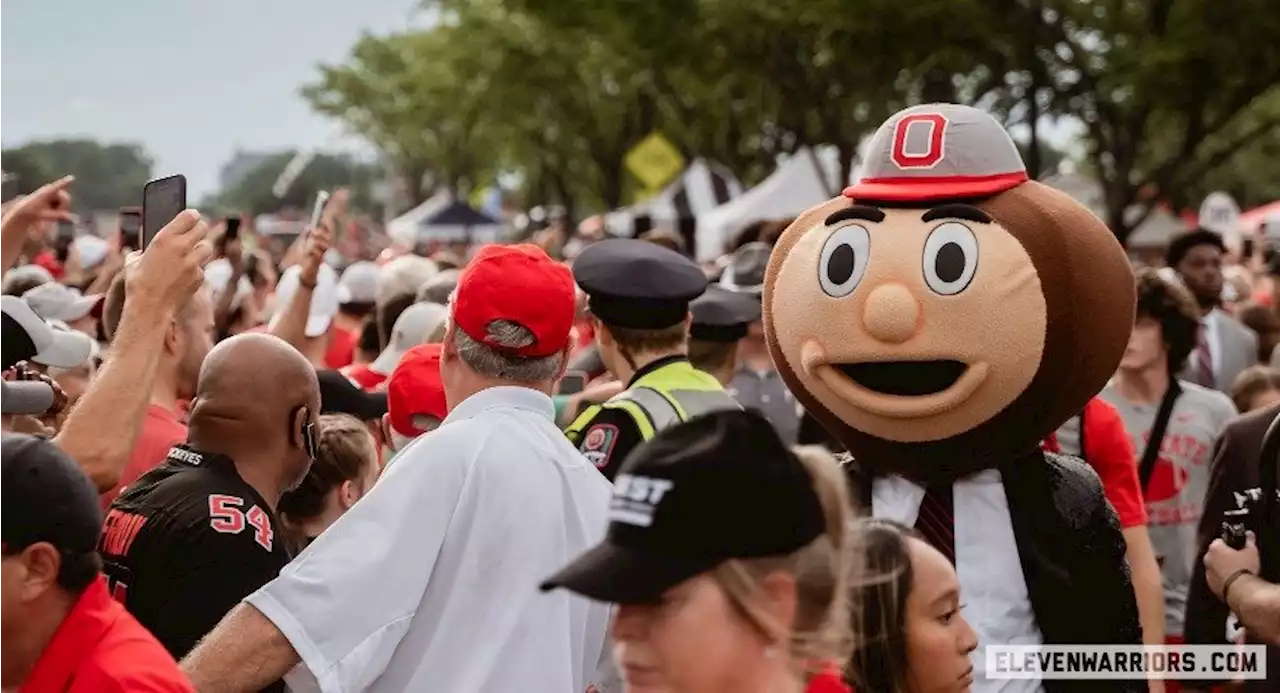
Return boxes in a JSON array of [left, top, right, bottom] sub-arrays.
[[818, 224, 870, 298], [923, 222, 978, 296]]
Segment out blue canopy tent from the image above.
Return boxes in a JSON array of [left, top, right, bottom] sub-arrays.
[[388, 196, 506, 246]]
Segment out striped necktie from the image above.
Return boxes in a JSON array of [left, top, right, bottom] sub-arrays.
[[915, 483, 955, 565], [1194, 323, 1214, 388]]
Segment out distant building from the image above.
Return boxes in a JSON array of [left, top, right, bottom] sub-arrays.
[[218, 150, 273, 191]]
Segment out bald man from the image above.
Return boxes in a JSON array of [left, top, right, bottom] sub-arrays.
[[98, 333, 320, 691]]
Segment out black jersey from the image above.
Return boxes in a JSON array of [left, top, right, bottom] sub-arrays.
[[99, 444, 290, 667]]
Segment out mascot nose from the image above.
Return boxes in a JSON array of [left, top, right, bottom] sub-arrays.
[[862, 283, 921, 344]]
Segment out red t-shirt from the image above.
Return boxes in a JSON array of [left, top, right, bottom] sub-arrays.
[[101, 404, 187, 509], [324, 326, 357, 369], [1043, 398, 1147, 528], [342, 364, 387, 391], [20, 576, 193, 692]]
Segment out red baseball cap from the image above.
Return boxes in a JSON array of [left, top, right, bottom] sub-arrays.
[[452, 244, 576, 358], [387, 343, 448, 437]]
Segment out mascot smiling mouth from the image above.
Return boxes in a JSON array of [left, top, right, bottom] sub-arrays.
[[835, 360, 968, 396], [803, 342, 992, 419]]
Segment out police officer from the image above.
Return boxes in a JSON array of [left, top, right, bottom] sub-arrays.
[[566, 239, 740, 479], [688, 286, 762, 385]]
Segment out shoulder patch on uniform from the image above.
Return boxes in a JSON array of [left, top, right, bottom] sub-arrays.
[[580, 424, 619, 468]]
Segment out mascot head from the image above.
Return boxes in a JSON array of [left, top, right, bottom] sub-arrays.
[[764, 104, 1135, 481]]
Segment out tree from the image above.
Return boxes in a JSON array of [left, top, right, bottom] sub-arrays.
[[302, 29, 501, 209], [208, 151, 381, 215], [1, 148, 56, 195], [1, 139, 153, 212], [1031, 0, 1280, 245]]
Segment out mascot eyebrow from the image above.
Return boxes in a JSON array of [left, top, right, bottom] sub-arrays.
[[921, 203, 992, 224], [824, 205, 886, 226]]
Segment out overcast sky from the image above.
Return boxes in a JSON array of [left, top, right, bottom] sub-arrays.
[[2, 0, 422, 198]]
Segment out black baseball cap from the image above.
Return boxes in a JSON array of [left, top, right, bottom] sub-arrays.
[[540, 409, 825, 604], [1, 433, 103, 555], [317, 370, 388, 422], [690, 286, 763, 343]]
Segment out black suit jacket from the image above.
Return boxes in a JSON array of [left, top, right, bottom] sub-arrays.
[[1183, 403, 1279, 691], [844, 450, 1143, 693]]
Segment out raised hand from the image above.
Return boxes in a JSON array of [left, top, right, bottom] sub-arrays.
[[126, 209, 213, 315], [2, 175, 74, 227]]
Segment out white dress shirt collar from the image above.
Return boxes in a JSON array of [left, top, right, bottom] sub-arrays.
[[445, 385, 555, 424]]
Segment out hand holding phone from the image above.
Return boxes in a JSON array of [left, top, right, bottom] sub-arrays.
[[142, 174, 187, 249]]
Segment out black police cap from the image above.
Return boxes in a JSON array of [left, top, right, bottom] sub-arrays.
[[690, 286, 762, 343], [540, 409, 825, 604], [2, 433, 103, 555], [573, 239, 707, 329]]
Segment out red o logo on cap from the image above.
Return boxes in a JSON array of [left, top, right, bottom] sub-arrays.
[[890, 113, 948, 170]]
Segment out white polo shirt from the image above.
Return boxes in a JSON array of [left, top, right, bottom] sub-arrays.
[[247, 386, 614, 693]]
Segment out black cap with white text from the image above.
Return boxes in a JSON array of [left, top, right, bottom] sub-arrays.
[[540, 409, 825, 604]]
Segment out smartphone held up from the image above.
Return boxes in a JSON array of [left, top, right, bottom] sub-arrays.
[[309, 190, 330, 232], [141, 174, 187, 249], [118, 207, 142, 250]]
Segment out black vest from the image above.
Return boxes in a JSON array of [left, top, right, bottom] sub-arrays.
[[843, 450, 1144, 693]]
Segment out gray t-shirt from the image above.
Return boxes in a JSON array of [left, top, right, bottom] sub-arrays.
[[1099, 380, 1237, 636], [728, 367, 801, 445]]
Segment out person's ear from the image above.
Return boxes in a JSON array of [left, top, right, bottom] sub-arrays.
[[596, 320, 613, 349], [291, 406, 309, 453], [18, 543, 62, 602], [163, 317, 182, 356], [338, 479, 359, 510], [759, 571, 799, 637], [440, 323, 458, 363]]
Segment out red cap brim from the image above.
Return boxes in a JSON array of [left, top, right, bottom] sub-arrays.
[[843, 172, 1028, 202]]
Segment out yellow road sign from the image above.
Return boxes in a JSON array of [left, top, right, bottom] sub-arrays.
[[625, 132, 685, 192]]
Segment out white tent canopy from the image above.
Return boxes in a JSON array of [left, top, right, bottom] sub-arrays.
[[604, 158, 743, 239], [695, 146, 855, 262]]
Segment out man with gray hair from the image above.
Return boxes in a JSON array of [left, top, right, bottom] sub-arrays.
[[182, 244, 616, 693]]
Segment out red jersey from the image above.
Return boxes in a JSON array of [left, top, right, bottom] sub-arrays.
[[101, 404, 187, 509], [323, 326, 357, 369], [20, 577, 192, 692]]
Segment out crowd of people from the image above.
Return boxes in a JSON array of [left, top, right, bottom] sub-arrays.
[[1, 102, 1277, 693]]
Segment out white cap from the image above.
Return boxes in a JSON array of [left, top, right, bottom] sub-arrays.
[[270, 264, 340, 338], [338, 261, 381, 305], [370, 302, 449, 375], [1, 296, 93, 368], [43, 318, 97, 374], [73, 235, 109, 269], [21, 283, 103, 323], [203, 258, 254, 310], [377, 255, 438, 304]]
